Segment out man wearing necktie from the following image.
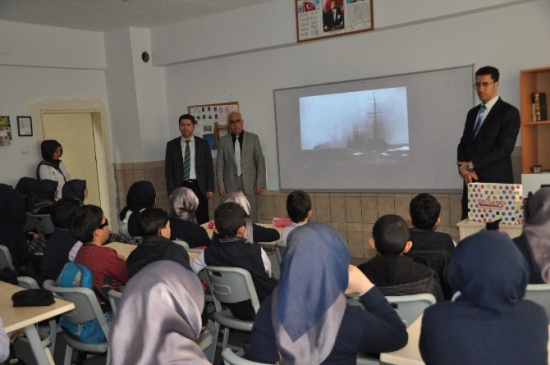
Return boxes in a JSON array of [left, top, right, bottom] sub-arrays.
[[217, 112, 266, 222], [165, 114, 215, 224], [457, 66, 520, 219]]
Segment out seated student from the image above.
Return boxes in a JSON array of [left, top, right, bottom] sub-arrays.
[[0, 317, 9, 363], [250, 222, 408, 364], [214, 192, 280, 244], [15, 176, 38, 212], [40, 199, 80, 280], [281, 190, 312, 243], [118, 180, 156, 237], [420, 230, 548, 365], [191, 202, 278, 320], [408, 193, 455, 254], [71, 205, 129, 294], [29, 179, 58, 215], [61, 179, 87, 204], [169, 187, 211, 248], [358, 214, 444, 301], [110, 260, 210, 365], [513, 187, 550, 284], [126, 208, 191, 277], [0, 183, 41, 269]]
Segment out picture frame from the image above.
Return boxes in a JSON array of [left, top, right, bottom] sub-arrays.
[[188, 101, 240, 150], [296, 0, 374, 43], [17, 116, 33, 136]]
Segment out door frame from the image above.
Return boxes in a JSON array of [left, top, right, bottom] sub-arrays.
[[29, 97, 116, 229]]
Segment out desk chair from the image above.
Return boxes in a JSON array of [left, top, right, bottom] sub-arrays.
[[221, 347, 272, 365], [274, 240, 286, 265], [204, 266, 260, 362], [43, 279, 111, 365], [386, 293, 436, 327], [525, 284, 550, 323], [173, 239, 190, 250], [29, 214, 55, 239], [107, 289, 122, 314]]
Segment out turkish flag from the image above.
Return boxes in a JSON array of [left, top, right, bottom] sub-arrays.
[[304, 1, 316, 11]]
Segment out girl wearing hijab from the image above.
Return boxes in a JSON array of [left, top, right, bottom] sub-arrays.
[[118, 180, 156, 237], [250, 222, 407, 364], [169, 187, 211, 248], [37, 140, 71, 200], [513, 187, 550, 283], [220, 191, 280, 244], [420, 230, 548, 365], [15, 176, 38, 212], [62, 179, 87, 204], [30, 179, 58, 215], [110, 260, 210, 365], [0, 184, 41, 269]]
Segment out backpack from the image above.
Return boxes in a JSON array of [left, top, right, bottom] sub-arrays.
[[56, 262, 112, 344]]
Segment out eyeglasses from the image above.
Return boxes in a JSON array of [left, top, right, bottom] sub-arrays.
[[228, 119, 243, 124], [474, 82, 495, 89], [97, 219, 109, 229]]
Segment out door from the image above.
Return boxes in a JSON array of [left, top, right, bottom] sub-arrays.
[[42, 113, 101, 206]]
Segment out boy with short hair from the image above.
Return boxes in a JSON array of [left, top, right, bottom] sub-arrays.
[[281, 190, 312, 243], [72, 205, 129, 294], [191, 202, 278, 320], [126, 208, 191, 277], [408, 193, 455, 254], [358, 214, 443, 301]]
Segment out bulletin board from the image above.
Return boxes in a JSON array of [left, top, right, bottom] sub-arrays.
[[188, 101, 240, 150]]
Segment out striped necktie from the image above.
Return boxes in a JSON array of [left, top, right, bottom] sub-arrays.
[[473, 104, 486, 138], [184, 140, 191, 180]]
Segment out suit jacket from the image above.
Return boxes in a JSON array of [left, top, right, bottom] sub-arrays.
[[457, 97, 520, 183], [165, 135, 215, 197], [216, 130, 266, 195]]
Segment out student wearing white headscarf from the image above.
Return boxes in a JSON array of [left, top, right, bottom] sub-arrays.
[[514, 187, 550, 283], [169, 187, 211, 248], [250, 222, 407, 364], [110, 260, 209, 365], [0, 318, 9, 363]]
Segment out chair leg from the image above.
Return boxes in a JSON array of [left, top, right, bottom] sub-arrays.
[[49, 319, 58, 356], [222, 327, 230, 349], [64, 345, 73, 365]]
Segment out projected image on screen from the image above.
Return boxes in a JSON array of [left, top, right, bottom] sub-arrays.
[[300, 87, 409, 166]]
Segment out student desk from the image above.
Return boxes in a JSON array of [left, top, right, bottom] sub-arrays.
[[0, 281, 75, 365], [379, 315, 550, 365], [104, 242, 201, 262], [456, 219, 523, 241]]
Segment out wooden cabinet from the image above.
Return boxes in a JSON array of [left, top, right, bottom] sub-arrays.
[[520, 67, 550, 173]]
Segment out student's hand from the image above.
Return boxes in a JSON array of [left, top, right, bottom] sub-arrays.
[[345, 265, 374, 296]]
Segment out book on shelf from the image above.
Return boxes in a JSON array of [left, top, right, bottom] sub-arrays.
[[532, 92, 547, 121]]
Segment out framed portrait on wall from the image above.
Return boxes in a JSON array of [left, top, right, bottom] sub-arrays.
[[296, 0, 374, 42], [188, 101, 240, 150]]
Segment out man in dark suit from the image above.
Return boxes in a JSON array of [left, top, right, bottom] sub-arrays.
[[165, 114, 215, 224], [323, 1, 344, 32], [457, 66, 520, 219], [216, 112, 266, 222]]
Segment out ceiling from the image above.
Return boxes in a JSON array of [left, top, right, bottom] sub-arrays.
[[0, 0, 275, 32]]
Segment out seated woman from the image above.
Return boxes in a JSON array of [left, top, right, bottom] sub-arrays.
[[15, 176, 38, 212], [513, 187, 550, 284], [29, 180, 58, 215], [169, 187, 211, 248], [118, 180, 156, 237], [420, 230, 548, 364], [218, 191, 280, 244], [61, 179, 87, 204], [0, 184, 41, 269], [250, 222, 408, 364], [110, 260, 210, 365], [36, 139, 71, 200]]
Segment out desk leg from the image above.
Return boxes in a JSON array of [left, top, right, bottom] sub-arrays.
[[24, 324, 54, 365]]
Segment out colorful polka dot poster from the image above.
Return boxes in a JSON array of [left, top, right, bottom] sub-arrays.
[[467, 183, 524, 224]]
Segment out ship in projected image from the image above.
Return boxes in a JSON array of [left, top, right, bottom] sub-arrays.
[[343, 94, 409, 163]]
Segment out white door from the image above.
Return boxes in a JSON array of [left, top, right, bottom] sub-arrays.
[[42, 113, 101, 206]]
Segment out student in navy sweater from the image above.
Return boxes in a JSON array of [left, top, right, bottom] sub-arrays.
[[420, 230, 548, 365]]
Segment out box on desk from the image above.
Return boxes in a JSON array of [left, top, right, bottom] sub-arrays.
[[468, 183, 524, 224]]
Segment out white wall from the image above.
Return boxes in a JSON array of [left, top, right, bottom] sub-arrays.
[[155, 0, 550, 190], [0, 20, 109, 187]]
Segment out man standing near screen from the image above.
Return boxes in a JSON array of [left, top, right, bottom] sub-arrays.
[[217, 111, 266, 222], [457, 66, 520, 219], [165, 114, 215, 224]]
